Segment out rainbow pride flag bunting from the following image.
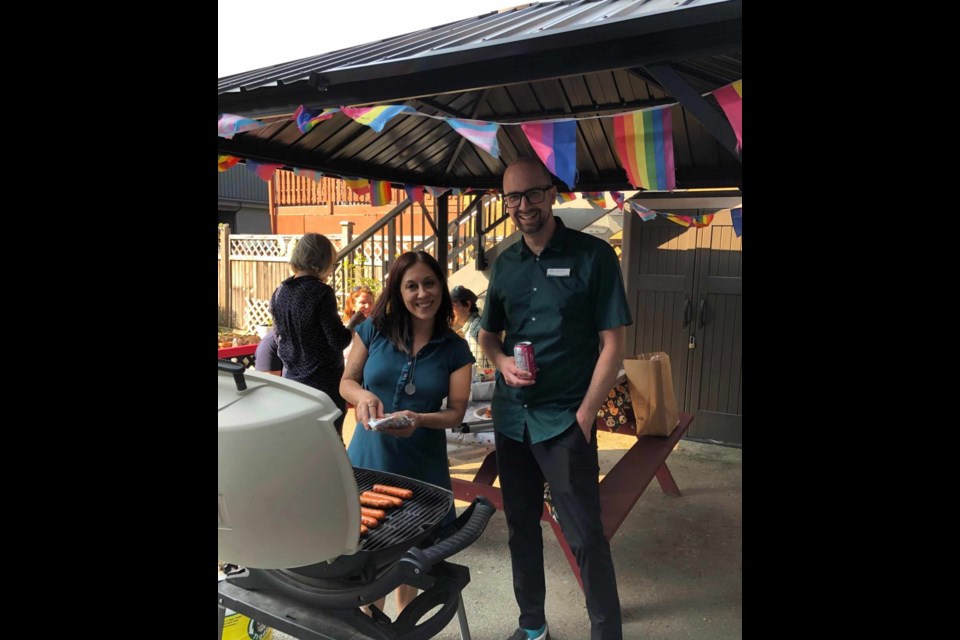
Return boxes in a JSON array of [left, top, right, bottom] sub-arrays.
[[610, 191, 625, 211], [404, 185, 425, 204], [218, 114, 265, 139], [555, 192, 577, 204], [447, 119, 500, 158], [731, 207, 742, 237], [345, 177, 371, 196], [245, 160, 282, 182], [628, 201, 657, 221], [218, 155, 241, 172], [690, 213, 715, 228], [581, 191, 607, 208], [340, 105, 415, 133], [294, 105, 339, 133], [713, 80, 742, 151], [520, 120, 577, 189], [370, 180, 392, 206], [293, 168, 323, 182], [613, 107, 676, 191]]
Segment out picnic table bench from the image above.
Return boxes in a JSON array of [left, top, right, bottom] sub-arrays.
[[218, 343, 258, 369], [451, 409, 694, 591]]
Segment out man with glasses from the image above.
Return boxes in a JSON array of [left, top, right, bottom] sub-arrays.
[[479, 157, 631, 640]]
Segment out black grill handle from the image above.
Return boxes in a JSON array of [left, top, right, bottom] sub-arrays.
[[218, 359, 247, 391], [420, 496, 496, 566]]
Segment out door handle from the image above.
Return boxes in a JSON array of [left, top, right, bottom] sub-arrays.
[[698, 297, 706, 330], [683, 298, 692, 327]]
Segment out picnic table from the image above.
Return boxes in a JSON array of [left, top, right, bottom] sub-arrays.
[[451, 399, 693, 591]]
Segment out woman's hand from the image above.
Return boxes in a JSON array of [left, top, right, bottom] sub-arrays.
[[380, 410, 420, 438], [356, 396, 384, 429]]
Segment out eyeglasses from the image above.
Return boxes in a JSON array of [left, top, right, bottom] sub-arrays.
[[503, 186, 554, 208]]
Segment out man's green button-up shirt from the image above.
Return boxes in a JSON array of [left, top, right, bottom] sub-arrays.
[[481, 217, 632, 443]]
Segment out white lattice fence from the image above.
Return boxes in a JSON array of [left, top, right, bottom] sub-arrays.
[[230, 235, 300, 261], [229, 235, 347, 261], [243, 298, 273, 332]]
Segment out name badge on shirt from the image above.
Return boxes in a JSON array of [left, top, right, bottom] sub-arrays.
[[546, 268, 571, 277]]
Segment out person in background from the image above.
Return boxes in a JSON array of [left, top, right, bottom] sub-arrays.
[[342, 285, 376, 327], [254, 329, 282, 376], [342, 286, 377, 362], [451, 284, 492, 370], [340, 251, 474, 615], [271, 233, 364, 437], [478, 157, 632, 640]]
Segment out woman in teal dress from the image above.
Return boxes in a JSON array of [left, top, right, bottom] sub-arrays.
[[340, 251, 474, 614]]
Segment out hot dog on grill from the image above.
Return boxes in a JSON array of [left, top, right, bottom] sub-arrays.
[[360, 524, 369, 536], [361, 507, 386, 520], [372, 484, 414, 500], [361, 491, 404, 507], [360, 515, 379, 528], [360, 495, 394, 509]]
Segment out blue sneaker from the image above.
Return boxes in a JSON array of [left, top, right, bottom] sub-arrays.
[[507, 622, 549, 640]]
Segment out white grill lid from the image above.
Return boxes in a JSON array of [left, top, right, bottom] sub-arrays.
[[218, 368, 358, 568]]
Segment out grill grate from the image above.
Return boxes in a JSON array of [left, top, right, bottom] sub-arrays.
[[354, 468, 452, 552]]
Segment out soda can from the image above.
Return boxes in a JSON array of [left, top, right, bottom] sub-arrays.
[[513, 341, 536, 380]]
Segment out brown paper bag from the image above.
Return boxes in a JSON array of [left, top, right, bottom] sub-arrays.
[[623, 352, 680, 436]]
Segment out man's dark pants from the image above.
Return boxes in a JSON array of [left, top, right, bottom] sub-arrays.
[[495, 421, 623, 640]]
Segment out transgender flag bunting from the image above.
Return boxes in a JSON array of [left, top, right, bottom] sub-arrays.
[[425, 186, 450, 198], [404, 185, 425, 204], [447, 119, 501, 158], [613, 107, 676, 191], [370, 180, 392, 206], [245, 160, 282, 182], [294, 105, 339, 133], [629, 201, 657, 221], [218, 114, 265, 139], [340, 105, 415, 133], [520, 120, 577, 189], [713, 80, 742, 151]]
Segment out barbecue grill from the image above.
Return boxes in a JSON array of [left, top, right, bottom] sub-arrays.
[[218, 360, 495, 640]]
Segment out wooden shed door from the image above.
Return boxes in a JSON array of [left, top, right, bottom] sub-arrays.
[[627, 209, 742, 446], [629, 219, 698, 415], [688, 210, 742, 445]]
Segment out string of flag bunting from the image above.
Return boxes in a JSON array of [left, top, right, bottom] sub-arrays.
[[218, 79, 741, 193], [217, 150, 741, 234]]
